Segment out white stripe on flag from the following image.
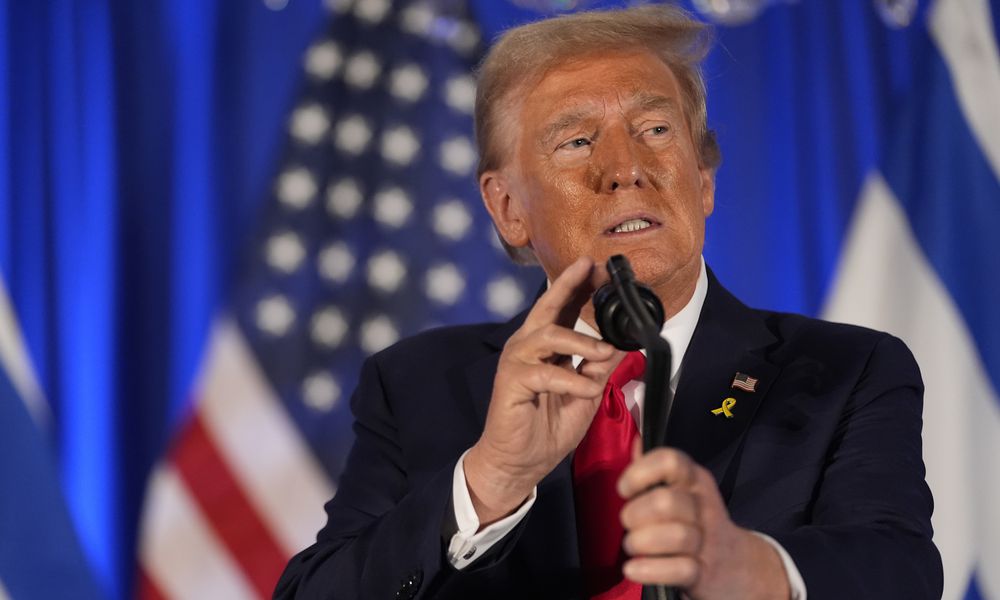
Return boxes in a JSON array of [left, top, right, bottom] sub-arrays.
[[930, 0, 1000, 179], [196, 318, 335, 555], [823, 172, 1000, 600], [139, 465, 257, 600], [0, 275, 48, 425]]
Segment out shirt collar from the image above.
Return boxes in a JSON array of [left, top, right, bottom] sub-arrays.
[[572, 257, 708, 382]]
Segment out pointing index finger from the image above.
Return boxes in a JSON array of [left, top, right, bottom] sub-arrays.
[[523, 256, 598, 331]]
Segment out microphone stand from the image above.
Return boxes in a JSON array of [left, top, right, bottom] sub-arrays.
[[599, 257, 680, 600], [635, 331, 679, 600]]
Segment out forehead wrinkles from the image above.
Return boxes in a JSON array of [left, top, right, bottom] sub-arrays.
[[497, 54, 683, 167]]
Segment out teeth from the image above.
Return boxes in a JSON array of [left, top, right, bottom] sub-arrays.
[[612, 219, 651, 233]]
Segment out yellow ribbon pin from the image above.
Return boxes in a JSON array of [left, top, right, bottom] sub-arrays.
[[711, 397, 737, 418]]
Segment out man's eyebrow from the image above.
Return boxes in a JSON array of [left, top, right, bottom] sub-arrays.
[[539, 109, 595, 148], [631, 93, 680, 115]]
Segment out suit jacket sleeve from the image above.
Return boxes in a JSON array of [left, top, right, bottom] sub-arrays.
[[273, 352, 522, 599], [767, 334, 942, 598]]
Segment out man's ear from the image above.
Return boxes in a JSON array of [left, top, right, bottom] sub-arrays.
[[480, 170, 530, 249], [699, 166, 715, 217]]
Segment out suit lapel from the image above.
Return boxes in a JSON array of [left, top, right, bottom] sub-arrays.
[[667, 270, 780, 500]]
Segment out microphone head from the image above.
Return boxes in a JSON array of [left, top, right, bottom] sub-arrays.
[[593, 267, 665, 351]]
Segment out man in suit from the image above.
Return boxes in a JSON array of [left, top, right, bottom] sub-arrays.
[[276, 6, 942, 599]]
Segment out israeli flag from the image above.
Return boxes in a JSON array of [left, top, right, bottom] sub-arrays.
[[821, 0, 1000, 597]]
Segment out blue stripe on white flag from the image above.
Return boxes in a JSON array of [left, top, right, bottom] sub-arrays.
[[0, 358, 104, 599], [966, 571, 986, 600]]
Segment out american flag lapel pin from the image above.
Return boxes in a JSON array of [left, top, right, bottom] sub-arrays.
[[731, 372, 758, 393]]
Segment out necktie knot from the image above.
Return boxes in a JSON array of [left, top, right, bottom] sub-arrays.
[[609, 351, 646, 389]]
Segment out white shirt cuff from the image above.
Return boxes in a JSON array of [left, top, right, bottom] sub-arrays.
[[753, 532, 807, 600], [446, 449, 537, 570]]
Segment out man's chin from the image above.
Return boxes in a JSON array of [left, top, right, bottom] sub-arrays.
[[623, 250, 700, 299], [592, 247, 670, 282]]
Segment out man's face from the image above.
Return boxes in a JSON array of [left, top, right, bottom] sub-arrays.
[[482, 50, 714, 312]]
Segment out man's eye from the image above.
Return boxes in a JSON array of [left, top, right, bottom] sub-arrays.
[[646, 125, 669, 136], [560, 137, 591, 150]]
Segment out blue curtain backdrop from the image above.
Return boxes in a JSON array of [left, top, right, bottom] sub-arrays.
[[0, 1, 328, 597], [1, 0, 998, 598]]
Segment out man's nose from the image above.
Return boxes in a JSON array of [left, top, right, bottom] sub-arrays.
[[597, 129, 645, 192]]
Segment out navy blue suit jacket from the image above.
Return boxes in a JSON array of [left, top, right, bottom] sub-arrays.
[[275, 271, 942, 599]]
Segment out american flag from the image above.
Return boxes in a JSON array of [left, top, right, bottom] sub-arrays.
[[136, 1, 539, 597], [730, 372, 758, 393]]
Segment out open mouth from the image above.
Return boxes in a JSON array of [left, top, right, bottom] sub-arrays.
[[608, 218, 655, 234]]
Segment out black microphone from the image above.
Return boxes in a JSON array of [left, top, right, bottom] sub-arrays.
[[592, 255, 674, 449], [593, 255, 665, 351], [592, 255, 680, 600]]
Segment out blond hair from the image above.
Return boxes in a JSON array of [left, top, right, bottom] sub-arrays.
[[474, 6, 721, 264]]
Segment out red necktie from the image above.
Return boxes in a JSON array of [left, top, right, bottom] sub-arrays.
[[573, 351, 645, 600]]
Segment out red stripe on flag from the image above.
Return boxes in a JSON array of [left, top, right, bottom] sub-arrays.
[[136, 567, 167, 600], [171, 410, 288, 598]]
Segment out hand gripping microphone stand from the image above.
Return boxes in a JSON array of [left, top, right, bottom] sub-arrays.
[[593, 255, 680, 600]]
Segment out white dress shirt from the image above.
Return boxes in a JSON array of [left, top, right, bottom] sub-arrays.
[[445, 259, 805, 598]]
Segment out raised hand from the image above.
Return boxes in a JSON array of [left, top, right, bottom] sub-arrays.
[[464, 256, 623, 526]]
